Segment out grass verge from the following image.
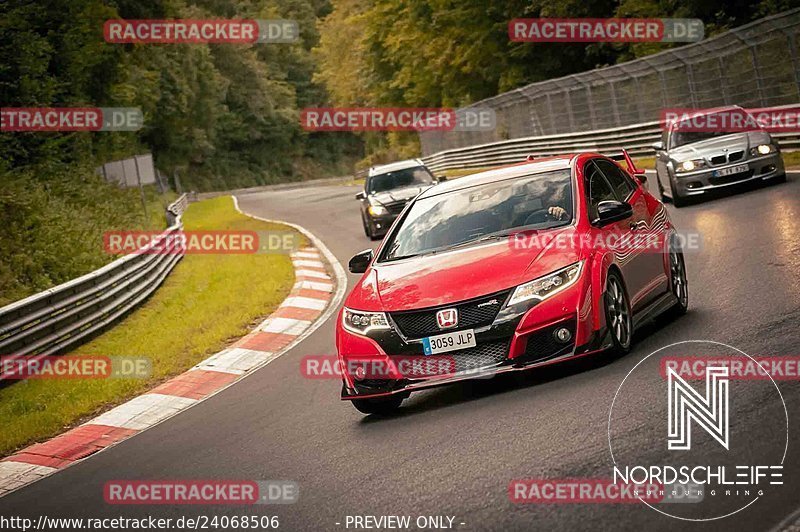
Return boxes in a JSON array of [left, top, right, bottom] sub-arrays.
[[0, 196, 306, 456]]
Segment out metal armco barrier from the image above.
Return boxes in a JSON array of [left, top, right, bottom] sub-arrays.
[[166, 192, 189, 225], [421, 106, 800, 173], [0, 194, 189, 379]]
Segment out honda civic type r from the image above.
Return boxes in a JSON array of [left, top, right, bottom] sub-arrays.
[[336, 152, 688, 415]]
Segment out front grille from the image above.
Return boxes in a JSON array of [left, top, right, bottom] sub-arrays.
[[709, 151, 745, 166], [420, 341, 509, 374], [728, 150, 744, 162], [385, 201, 407, 215], [522, 320, 576, 363], [390, 290, 511, 339], [709, 169, 754, 186]]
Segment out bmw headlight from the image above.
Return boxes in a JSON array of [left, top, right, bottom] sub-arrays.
[[750, 144, 775, 156], [368, 205, 388, 217], [675, 159, 707, 173], [342, 308, 390, 335], [507, 262, 584, 306]]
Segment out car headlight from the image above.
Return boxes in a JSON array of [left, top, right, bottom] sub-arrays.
[[507, 262, 584, 306], [368, 205, 388, 217], [675, 159, 706, 173], [342, 308, 390, 335], [750, 144, 775, 156]]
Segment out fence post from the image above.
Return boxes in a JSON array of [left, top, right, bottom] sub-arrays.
[[783, 31, 800, 101]]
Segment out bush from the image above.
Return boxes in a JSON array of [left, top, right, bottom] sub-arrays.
[[0, 163, 175, 306]]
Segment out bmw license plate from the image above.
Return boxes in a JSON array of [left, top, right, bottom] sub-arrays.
[[713, 164, 748, 177], [422, 329, 476, 355]]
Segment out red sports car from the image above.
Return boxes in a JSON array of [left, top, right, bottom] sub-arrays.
[[336, 151, 688, 414]]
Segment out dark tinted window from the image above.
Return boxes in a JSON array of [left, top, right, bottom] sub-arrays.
[[585, 161, 616, 221], [594, 159, 635, 200], [367, 166, 434, 194]]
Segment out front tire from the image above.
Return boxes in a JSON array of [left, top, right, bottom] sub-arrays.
[[669, 177, 688, 208], [604, 270, 632, 355], [361, 214, 375, 239], [656, 170, 670, 203], [352, 396, 403, 415], [668, 247, 688, 317]]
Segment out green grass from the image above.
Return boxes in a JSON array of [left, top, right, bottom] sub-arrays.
[[0, 196, 305, 456], [781, 150, 800, 168], [632, 156, 656, 170], [440, 167, 496, 179]]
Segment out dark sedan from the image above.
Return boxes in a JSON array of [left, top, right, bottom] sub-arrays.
[[356, 159, 439, 240]]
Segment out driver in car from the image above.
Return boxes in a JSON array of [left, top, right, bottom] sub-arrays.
[[548, 205, 568, 220]]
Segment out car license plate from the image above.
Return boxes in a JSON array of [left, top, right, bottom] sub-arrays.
[[422, 329, 476, 355], [714, 164, 748, 177]]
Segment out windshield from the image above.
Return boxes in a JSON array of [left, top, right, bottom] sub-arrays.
[[367, 166, 435, 194], [669, 110, 754, 148], [380, 169, 573, 262]]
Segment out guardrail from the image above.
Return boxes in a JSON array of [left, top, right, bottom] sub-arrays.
[[0, 194, 189, 380], [421, 106, 800, 173], [166, 192, 189, 225]]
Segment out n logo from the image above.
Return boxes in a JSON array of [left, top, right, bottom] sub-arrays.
[[667, 366, 729, 450]]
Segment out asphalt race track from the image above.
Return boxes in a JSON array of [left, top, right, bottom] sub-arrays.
[[1, 172, 799, 531]]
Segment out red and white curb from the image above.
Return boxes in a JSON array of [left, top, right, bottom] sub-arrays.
[[0, 196, 346, 498]]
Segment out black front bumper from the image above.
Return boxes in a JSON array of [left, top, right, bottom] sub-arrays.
[[342, 317, 580, 399]]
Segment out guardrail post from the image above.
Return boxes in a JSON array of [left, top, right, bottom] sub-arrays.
[[564, 88, 576, 134], [717, 57, 731, 105], [582, 81, 598, 131], [684, 63, 699, 109], [608, 81, 622, 127], [784, 31, 800, 101], [749, 47, 768, 107]]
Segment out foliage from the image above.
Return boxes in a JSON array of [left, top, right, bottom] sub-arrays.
[[0, 163, 175, 305], [0, 197, 302, 456], [315, 0, 793, 109], [0, 0, 359, 191]]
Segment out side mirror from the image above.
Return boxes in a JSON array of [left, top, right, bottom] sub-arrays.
[[435, 175, 447, 183], [593, 201, 633, 227], [651, 141, 664, 152], [355, 191, 366, 200], [348, 249, 374, 274]]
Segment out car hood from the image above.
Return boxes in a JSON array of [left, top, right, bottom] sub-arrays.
[[668, 131, 770, 162], [346, 227, 582, 311], [370, 185, 431, 205]]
